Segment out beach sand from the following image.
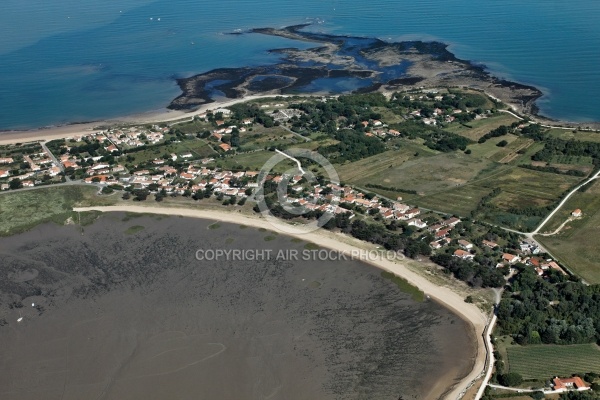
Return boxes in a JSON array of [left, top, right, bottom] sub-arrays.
[[71, 205, 489, 400], [0, 213, 477, 400], [0, 94, 303, 146]]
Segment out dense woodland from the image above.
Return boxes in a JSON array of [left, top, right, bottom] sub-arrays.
[[497, 265, 600, 345]]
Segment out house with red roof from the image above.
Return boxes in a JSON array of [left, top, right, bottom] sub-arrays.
[[552, 376, 589, 392], [453, 249, 474, 260], [502, 253, 520, 264]]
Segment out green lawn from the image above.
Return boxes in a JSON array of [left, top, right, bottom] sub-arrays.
[[506, 343, 600, 380], [0, 185, 116, 236]]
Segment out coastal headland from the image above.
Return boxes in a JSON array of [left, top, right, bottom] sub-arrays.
[[169, 24, 542, 119]]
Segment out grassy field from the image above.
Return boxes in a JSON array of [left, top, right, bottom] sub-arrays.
[[417, 185, 490, 215], [336, 144, 433, 185], [0, 185, 116, 236], [505, 343, 600, 380], [446, 113, 519, 141], [547, 128, 600, 143], [341, 150, 494, 195], [215, 150, 297, 173], [127, 138, 216, 165], [536, 180, 600, 283]]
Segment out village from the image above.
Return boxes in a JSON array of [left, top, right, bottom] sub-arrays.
[[0, 95, 572, 286]]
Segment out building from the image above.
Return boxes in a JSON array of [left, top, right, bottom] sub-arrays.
[[458, 240, 473, 250], [502, 253, 520, 264], [482, 240, 499, 249], [453, 249, 474, 260], [572, 209, 582, 217], [552, 376, 589, 392]]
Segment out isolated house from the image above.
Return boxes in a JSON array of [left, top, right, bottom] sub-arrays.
[[552, 376, 589, 392]]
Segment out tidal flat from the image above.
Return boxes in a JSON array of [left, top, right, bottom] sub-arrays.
[[0, 213, 475, 399]]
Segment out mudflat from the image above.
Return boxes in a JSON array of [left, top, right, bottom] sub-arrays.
[[0, 213, 475, 399]]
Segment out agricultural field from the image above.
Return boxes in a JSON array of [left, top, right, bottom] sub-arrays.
[[465, 134, 519, 159], [546, 128, 600, 143], [505, 343, 600, 380], [536, 180, 600, 283], [478, 167, 581, 209], [446, 112, 519, 141], [416, 185, 490, 216], [0, 185, 115, 236], [340, 150, 494, 195], [336, 144, 433, 185], [488, 137, 534, 164]]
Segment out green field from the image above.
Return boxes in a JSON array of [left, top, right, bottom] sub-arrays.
[[127, 138, 216, 165], [547, 128, 600, 143], [341, 150, 494, 195], [536, 180, 600, 283], [506, 343, 600, 380], [0, 185, 115, 236], [445, 112, 519, 141], [215, 150, 297, 172]]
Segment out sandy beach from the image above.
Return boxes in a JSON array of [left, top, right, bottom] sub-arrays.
[[0, 94, 305, 146], [74, 204, 490, 400]]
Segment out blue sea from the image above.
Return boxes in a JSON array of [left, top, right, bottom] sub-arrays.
[[1, 0, 599, 130]]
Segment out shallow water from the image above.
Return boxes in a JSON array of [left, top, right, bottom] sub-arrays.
[[0, 213, 475, 399]]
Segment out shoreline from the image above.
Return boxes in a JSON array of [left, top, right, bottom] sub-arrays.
[[74, 204, 489, 400], [0, 86, 596, 147], [0, 94, 314, 146], [2, 26, 600, 139]]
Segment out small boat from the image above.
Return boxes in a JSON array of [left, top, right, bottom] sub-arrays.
[[17, 317, 23, 322]]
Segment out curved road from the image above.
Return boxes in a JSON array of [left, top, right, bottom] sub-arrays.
[[533, 169, 600, 234]]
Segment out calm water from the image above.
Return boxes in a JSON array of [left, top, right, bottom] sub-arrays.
[[1, 0, 599, 129]]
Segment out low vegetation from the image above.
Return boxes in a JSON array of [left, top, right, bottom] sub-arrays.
[[0, 185, 114, 236]]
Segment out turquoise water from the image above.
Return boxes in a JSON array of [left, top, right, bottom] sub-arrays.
[[1, 0, 599, 129]]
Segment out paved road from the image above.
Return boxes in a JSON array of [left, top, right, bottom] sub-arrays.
[[40, 141, 70, 182]]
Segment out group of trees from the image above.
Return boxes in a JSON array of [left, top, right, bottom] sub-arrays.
[[497, 265, 600, 345], [391, 120, 472, 152], [477, 123, 518, 144], [430, 253, 505, 288], [532, 137, 600, 167], [318, 129, 386, 163]]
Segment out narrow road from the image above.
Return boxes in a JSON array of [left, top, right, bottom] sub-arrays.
[[533, 169, 600, 234], [279, 125, 311, 142], [275, 149, 305, 174], [474, 314, 498, 400], [41, 141, 70, 182]]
